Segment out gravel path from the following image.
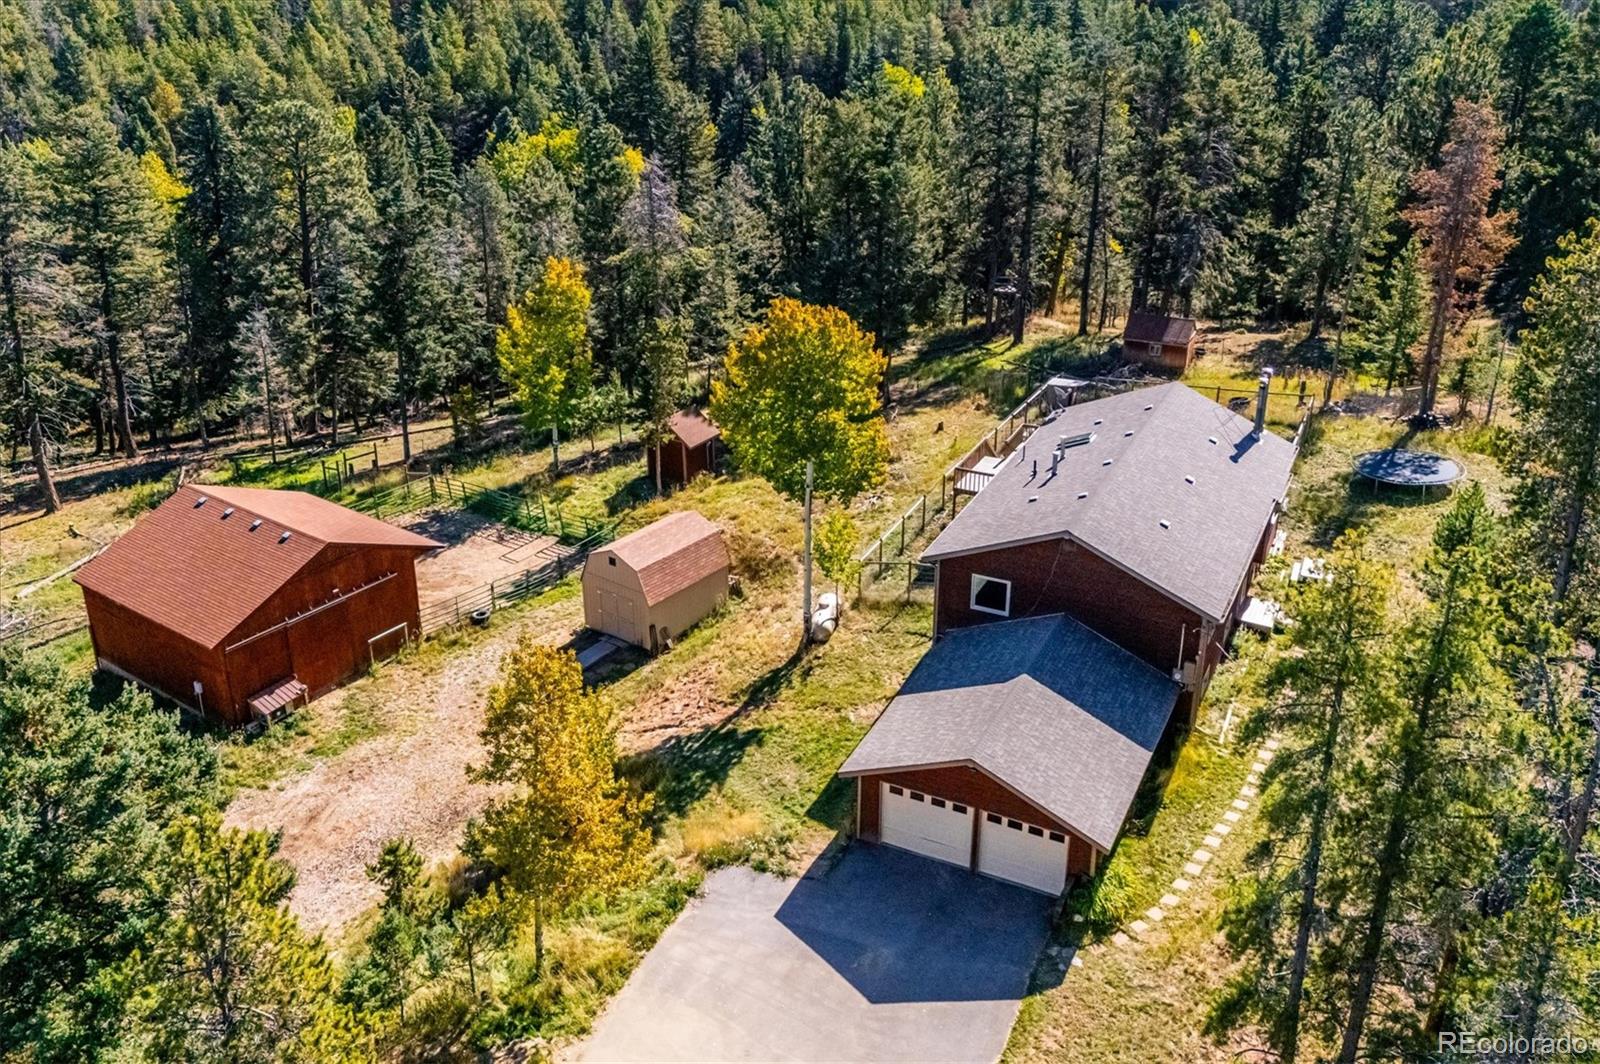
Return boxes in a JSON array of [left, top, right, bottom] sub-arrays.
[[225, 602, 582, 933]]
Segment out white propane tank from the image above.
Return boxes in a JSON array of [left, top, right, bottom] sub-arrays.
[[809, 592, 840, 643]]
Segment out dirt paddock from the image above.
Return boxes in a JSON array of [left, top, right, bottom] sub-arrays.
[[404, 509, 564, 605]]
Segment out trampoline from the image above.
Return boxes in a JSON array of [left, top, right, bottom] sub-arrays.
[[1353, 448, 1464, 495]]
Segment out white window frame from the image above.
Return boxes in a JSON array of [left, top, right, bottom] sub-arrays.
[[969, 574, 1012, 617]]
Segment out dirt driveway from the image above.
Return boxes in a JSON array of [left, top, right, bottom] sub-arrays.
[[224, 598, 583, 933]]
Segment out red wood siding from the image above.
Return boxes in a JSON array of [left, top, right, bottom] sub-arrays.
[[648, 439, 717, 487], [84, 543, 424, 726], [936, 538, 1203, 675], [856, 766, 1096, 878], [83, 589, 230, 712]]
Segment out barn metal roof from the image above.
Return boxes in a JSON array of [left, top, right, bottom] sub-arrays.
[[921, 383, 1296, 621], [1123, 311, 1197, 347], [75, 484, 440, 649], [597, 510, 729, 606], [666, 409, 721, 449], [838, 613, 1179, 851]]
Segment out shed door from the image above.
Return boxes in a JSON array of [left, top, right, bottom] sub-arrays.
[[879, 782, 973, 868], [978, 811, 1068, 895]]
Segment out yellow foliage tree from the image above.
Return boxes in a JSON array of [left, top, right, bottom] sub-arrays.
[[469, 637, 652, 974], [710, 298, 889, 503], [497, 257, 594, 469]]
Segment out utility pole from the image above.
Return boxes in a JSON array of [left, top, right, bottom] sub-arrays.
[[802, 459, 814, 642]]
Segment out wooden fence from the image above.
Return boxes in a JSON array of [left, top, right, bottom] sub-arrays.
[[351, 473, 615, 545], [416, 530, 607, 636]]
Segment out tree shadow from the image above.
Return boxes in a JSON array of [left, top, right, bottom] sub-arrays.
[[619, 721, 766, 824]]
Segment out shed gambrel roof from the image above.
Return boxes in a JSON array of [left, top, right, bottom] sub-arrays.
[[921, 383, 1296, 622], [598, 511, 729, 605], [75, 484, 439, 649], [839, 614, 1180, 851]]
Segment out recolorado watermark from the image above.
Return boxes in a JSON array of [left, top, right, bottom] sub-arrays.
[[1440, 1031, 1593, 1057]]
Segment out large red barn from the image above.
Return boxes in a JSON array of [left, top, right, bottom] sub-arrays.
[[75, 484, 440, 726]]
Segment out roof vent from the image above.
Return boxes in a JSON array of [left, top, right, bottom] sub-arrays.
[[1102, 458, 1113, 466], [1077, 492, 1088, 499], [1208, 436, 1218, 445], [1092, 418, 1103, 426], [1027, 495, 1040, 503], [1159, 519, 1171, 529], [1143, 404, 1154, 411], [193, 496, 208, 508], [278, 531, 292, 544], [1184, 476, 1195, 485], [1123, 430, 1135, 438], [249, 519, 262, 531], [1057, 431, 1095, 451], [221, 507, 235, 519]]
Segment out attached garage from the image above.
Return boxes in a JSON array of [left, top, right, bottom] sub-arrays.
[[879, 782, 974, 868], [840, 613, 1181, 896], [979, 812, 1069, 895]]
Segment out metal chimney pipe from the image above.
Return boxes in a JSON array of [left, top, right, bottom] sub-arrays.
[[1253, 369, 1274, 434]]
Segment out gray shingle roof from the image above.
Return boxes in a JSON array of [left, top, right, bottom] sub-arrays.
[[922, 382, 1296, 621], [838, 614, 1180, 851]]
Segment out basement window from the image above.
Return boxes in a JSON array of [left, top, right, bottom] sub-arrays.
[[970, 574, 1011, 617]]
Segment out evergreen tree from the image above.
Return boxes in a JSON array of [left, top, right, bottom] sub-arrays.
[[134, 812, 370, 1063], [0, 140, 72, 511], [1332, 486, 1506, 1062], [55, 106, 175, 458], [1508, 220, 1600, 611], [1218, 531, 1397, 1064], [0, 649, 218, 1061], [238, 99, 377, 444]]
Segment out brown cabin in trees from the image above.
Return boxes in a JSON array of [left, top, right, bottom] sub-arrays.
[[1122, 311, 1199, 371], [74, 484, 440, 726], [648, 409, 722, 488], [840, 383, 1295, 895]]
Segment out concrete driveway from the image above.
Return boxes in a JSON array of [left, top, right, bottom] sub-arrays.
[[571, 844, 1053, 1063]]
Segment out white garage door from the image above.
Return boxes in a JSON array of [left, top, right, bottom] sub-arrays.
[[879, 782, 974, 868], [978, 811, 1069, 895]]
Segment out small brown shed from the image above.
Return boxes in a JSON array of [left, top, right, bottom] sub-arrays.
[[74, 484, 440, 726], [648, 409, 722, 488], [582, 511, 729, 652], [1122, 312, 1199, 371]]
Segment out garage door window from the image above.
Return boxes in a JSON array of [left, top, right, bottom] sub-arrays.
[[970, 574, 1011, 616], [888, 784, 904, 796]]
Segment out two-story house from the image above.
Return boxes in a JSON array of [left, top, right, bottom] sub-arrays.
[[838, 381, 1296, 895]]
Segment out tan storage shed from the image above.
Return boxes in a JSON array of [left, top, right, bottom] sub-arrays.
[[582, 511, 730, 652]]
